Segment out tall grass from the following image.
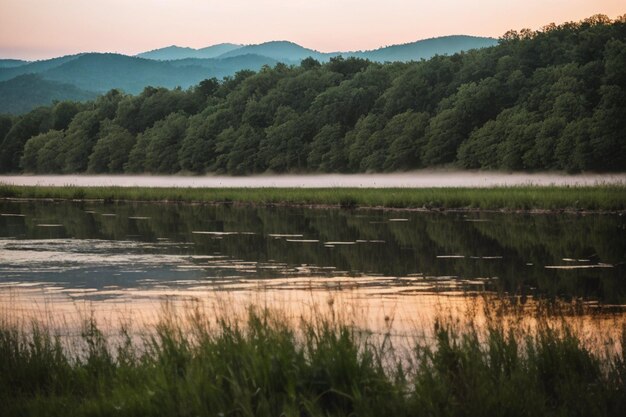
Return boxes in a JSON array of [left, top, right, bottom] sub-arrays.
[[1, 303, 625, 416], [0, 184, 625, 210]]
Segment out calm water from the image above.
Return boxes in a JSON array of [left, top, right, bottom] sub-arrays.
[[1, 200, 625, 334]]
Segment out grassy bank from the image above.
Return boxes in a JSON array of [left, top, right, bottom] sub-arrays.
[[1, 305, 625, 417], [1, 184, 625, 211]]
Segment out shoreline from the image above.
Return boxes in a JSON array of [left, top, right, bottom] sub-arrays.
[[1, 184, 624, 212], [2, 197, 625, 215]]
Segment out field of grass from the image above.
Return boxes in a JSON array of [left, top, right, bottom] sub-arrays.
[[1, 303, 625, 417], [1, 184, 625, 211]]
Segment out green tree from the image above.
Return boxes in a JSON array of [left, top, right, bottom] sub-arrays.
[[178, 108, 232, 173], [262, 111, 312, 172], [423, 78, 502, 165], [0, 115, 12, 147], [383, 111, 430, 171], [51, 101, 81, 131], [225, 126, 266, 175], [588, 85, 626, 170], [88, 121, 135, 173], [143, 112, 189, 173], [307, 123, 346, 172], [346, 114, 387, 171], [20, 131, 59, 172], [61, 110, 101, 173], [0, 107, 52, 172], [35, 130, 65, 173]]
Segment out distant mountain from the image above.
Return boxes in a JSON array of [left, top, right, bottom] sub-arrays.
[[0, 35, 498, 114], [0, 74, 96, 114], [136, 36, 498, 64], [41, 53, 214, 94], [0, 54, 82, 81], [0, 52, 279, 101], [212, 36, 497, 62], [136, 45, 198, 61], [166, 54, 278, 73], [216, 41, 324, 63], [137, 43, 242, 60], [197, 43, 243, 58], [351, 35, 499, 62], [0, 59, 29, 69]]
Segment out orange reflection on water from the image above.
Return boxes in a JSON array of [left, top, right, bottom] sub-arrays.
[[2, 276, 625, 357]]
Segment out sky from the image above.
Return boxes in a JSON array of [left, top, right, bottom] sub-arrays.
[[0, 0, 624, 60]]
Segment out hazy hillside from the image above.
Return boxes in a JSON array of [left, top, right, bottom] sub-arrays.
[[0, 53, 277, 114], [166, 54, 278, 73], [0, 74, 96, 114], [352, 35, 498, 62], [216, 41, 325, 62], [137, 43, 242, 60], [197, 43, 243, 58], [0, 59, 29, 69], [142, 36, 498, 63], [0, 54, 82, 81], [136, 46, 198, 60], [41, 53, 216, 93]]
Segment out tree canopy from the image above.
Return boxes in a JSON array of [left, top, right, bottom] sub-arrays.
[[1, 15, 625, 174]]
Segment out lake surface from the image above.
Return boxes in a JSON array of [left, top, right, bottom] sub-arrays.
[[1, 200, 625, 337], [2, 172, 626, 188]]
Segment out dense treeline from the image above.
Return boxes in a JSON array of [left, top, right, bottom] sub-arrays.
[[1, 15, 625, 174]]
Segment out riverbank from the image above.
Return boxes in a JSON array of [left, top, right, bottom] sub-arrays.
[[1, 184, 625, 211], [1, 304, 624, 417]]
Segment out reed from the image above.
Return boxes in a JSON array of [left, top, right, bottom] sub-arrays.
[[1, 184, 624, 211], [1, 302, 624, 416]]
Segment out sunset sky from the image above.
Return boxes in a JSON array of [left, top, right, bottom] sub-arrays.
[[0, 0, 624, 60]]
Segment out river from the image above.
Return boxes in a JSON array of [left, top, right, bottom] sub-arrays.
[[1, 199, 624, 341]]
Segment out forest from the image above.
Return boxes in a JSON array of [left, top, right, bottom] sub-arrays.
[[0, 15, 625, 174]]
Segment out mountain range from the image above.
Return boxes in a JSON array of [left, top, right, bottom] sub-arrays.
[[135, 36, 497, 63], [0, 36, 497, 114], [136, 43, 243, 60]]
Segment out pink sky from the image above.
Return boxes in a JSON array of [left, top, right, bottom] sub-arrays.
[[0, 0, 624, 60]]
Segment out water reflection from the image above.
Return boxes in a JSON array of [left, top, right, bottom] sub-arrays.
[[0, 200, 625, 325]]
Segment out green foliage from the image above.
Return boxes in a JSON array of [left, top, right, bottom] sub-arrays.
[[1, 184, 624, 211], [0, 107, 53, 172], [1, 306, 625, 416], [20, 130, 64, 173], [88, 121, 135, 173], [0, 74, 96, 115], [143, 112, 189, 173], [2, 16, 626, 174]]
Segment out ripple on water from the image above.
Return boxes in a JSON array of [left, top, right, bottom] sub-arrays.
[[545, 264, 614, 270]]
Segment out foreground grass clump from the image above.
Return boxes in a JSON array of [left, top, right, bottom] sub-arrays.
[[1, 307, 625, 417], [0, 184, 625, 210]]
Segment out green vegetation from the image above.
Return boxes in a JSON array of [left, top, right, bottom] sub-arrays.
[[0, 184, 624, 211], [1, 15, 625, 173], [1, 304, 625, 417], [0, 74, 97, 115], [0, 37, 494, 115]]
